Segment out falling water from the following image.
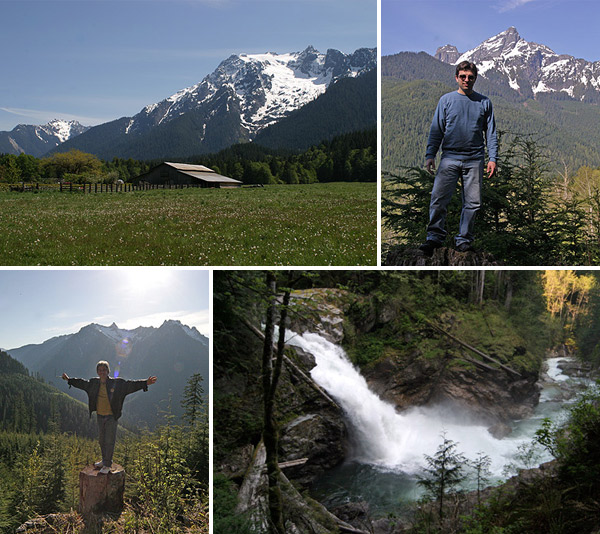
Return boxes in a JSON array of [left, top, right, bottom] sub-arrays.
[[284, 330, 585, 511], [286, 330, 531, 475]]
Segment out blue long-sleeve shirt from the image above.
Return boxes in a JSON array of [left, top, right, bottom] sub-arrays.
[[425, 90, 498, 163]]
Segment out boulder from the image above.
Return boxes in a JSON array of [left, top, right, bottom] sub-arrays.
[[79, 464, 125, 518], [488, 422, 513, 439], [280, 412, 347, 485]]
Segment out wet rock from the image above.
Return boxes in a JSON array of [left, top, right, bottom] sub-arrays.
[[557, 359, 593, 377], [488, 422, 512, 439], [280, 412, 347, 485], [288, 288, 350, 343]]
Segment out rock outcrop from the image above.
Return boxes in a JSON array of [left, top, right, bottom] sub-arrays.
[[384, 246, 501, 266]]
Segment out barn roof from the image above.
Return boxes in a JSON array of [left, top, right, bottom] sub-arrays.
[[164, 162, 214, 173], [180, 171, 242, 184]]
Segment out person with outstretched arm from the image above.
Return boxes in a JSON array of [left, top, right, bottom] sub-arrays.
[[62, 360, 157, 474], [419, 60, 498, 257]]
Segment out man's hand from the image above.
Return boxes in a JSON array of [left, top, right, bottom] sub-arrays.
[[487, 161, 497, 178], [147, 376, 157, 386], [425, 158, 436, 174], [62, 373, 69, 381]]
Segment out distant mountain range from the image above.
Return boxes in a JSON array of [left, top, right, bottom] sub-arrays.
[[7, 320, 209, 429], [0, 119, 89, 157], [0, 46, 376, 160], [382, 28, 600, 171]]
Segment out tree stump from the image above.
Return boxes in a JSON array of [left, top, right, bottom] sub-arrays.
[[79, 464, 125, 518]]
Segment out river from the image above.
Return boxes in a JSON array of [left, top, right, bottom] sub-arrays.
[[284, 331, 592, 515]]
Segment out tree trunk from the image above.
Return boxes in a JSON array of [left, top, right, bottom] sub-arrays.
[[79, 464, 125, 519], [262, 272, 285, 534]]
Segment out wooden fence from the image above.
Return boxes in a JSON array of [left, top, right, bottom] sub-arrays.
[[5, 182, 206, 193]]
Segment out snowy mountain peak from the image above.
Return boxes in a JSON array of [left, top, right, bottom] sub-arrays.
[[130, 46, 375, 138], [440, 28, 600, 101], [160, 319, 208, 344], [0, 119, 89, 157]]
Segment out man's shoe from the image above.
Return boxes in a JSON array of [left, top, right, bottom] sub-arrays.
[[94, 460, 104, 469], [418, 240, 443, 257], [99, 466, 111, 474], [456, 242, 476, 253]]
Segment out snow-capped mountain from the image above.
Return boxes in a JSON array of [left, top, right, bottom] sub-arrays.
[[52, 46, 376, 159], [0, 119, 89, 157], [436, 27, 600, 101], [128, 46, 375, 137]]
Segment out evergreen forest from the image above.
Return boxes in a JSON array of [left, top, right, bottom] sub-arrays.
[[0, 351, 209, 534], [213, 270, 600, 534], [0, 128, 376, 186]]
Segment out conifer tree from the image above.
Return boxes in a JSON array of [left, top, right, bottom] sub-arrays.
[[417, 433, 466, 525]]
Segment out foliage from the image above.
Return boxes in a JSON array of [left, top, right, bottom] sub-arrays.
[[213, 474, 254, 534], [0, 183, 376, 265], [417, 433, 467, 524], [0, 373, 209, 534], [0, 352, 97, 437], [383, 133, 598, 265], [199, 128, 377, 184]]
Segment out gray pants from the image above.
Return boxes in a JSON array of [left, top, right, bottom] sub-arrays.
[[426, 158, 484, 246], [97, 414, 118, 467]]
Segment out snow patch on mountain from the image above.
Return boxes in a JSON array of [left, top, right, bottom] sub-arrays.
[[442, 27, 600, 101], [129, 46, 375, 138]]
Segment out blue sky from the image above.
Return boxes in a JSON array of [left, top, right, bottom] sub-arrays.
[[382, 0, 600, 62], [0, 0, 376, 131], [0, 269, 209, 349]]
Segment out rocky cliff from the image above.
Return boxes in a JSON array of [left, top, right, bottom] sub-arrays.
[[287, 288, 540, 436]]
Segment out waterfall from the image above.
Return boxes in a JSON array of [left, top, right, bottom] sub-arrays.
[[285, 330, 532, 475]]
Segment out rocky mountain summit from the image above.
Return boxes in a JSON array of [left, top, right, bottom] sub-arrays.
[[131, 45, 376, 138], [51, 45, 376, 159], [0, 119, 89, 157], [437, 27, 600, 101]]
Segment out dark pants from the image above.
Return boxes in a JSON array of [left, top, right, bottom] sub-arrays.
[[97, 414, 118, 467]]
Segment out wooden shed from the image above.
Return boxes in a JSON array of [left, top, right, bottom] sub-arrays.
[[136, 162, 242, 188]]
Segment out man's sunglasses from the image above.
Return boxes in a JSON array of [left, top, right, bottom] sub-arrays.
[[458, 74, 476, 81]]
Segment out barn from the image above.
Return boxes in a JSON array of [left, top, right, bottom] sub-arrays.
[[136, 162, 242, 188]]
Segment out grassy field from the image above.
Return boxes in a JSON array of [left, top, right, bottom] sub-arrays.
[[0, 183, 376, 265]]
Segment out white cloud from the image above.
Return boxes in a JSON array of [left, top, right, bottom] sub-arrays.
[[0, 107, 107, 127], [496, 0, 536, 12]]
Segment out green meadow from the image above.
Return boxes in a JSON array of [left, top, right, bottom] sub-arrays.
[[0, 183, 376, 266]]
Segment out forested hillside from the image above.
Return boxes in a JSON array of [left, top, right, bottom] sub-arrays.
[[0, 351, 96, 437], [382, 52, 600, 171], [213, 270, 600, 533]]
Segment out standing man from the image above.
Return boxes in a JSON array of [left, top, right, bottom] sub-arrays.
[[62, 361, 157, 474], [419, 60, 498, 256]]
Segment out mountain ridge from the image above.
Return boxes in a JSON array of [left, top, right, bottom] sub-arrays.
[[437, 27, 600, 102], [50, 46, 375, 160], [7, 320, 209, 429], [0, 119, 89, 157]]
